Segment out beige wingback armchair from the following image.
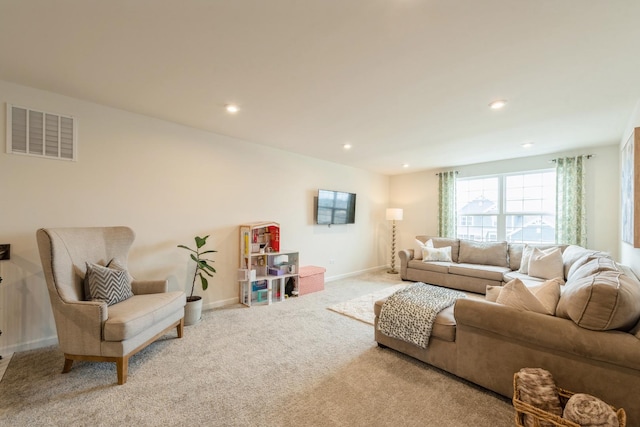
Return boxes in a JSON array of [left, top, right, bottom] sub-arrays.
[[36, 226, 186, 385]]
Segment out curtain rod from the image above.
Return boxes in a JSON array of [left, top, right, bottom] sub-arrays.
[[550, 154, 593, 163], [435, 171, 459, 176]]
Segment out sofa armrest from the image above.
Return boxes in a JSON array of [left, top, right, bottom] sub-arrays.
[[454, 298, 640, 371], [399, 249, 414, 263], [55, 300, 107, 355], [399, 249, 414, 279], [131, 279, 168, 295]]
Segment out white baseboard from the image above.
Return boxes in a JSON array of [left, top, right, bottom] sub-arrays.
[[202, 296, 238, 311], [325, 265, 387, 282], [0, 336, 58, 355]]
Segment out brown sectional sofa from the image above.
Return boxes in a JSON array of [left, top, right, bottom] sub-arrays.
[[399, 235, 564, 292], [376, 236, 640, 424]]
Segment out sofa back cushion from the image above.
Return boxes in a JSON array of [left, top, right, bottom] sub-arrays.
[[508, 244, 525, 271], [556, 266, 640, 331], [562, 245, 601, 279], [458, 240, 508, 268], [568, 256, 619, 282], [416, 236, 460, 263]]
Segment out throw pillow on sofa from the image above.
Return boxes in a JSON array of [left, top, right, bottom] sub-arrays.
[[517, 244, 563, 274], [527, 247, 564, 281], [422, 246, 453, 262], [556, 268, 640, 331], [414, 238, 432, 260], [495, 278, 562, 315], [416, 236, 461, 262], [485, 285, 502, 302], [518, 244, 535, 274], [85, 261, 134, 306]]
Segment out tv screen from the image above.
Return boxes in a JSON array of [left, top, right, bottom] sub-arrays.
[[316, 189, 356, 224]]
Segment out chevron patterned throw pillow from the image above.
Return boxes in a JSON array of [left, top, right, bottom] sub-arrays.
[[86, 262, 134, 306]]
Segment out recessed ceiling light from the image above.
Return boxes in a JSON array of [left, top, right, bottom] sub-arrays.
[[402, 163, 409, 168], [489, 99, 507, 110], [521, 142, 534, 148], [225, 104, 239, 114], [343, 143, 352, 150]]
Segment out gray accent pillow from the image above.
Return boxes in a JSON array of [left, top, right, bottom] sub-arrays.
[[458, 240, 508, 267], [85, 261, 133, 306]]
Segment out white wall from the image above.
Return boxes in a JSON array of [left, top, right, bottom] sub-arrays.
[[619, 100, 640, 276], [0, 80, 390, 353], [389, 145, 620, 263]]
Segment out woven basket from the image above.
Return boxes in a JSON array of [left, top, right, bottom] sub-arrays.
[[513, 374, 626, 427]]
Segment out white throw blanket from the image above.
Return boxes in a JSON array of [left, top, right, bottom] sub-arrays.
[[377, 282, 466, 349]]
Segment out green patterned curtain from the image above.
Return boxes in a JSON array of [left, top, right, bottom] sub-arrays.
[[438, 171, 457, 238], [555, 156, 587, 246]]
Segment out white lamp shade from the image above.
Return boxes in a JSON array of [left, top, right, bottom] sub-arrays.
[[386, 208, 403, 221]]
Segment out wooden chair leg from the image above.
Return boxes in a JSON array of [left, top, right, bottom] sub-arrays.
[[177, 318, 184, 338], [116, 357, 128, 385], [62, 358, 74, 373]]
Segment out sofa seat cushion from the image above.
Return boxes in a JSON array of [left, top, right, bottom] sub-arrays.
[[407, 259, 452, 274], [448, 263, 511, 282], [104, 291, 186, 341], [556, 269, 640, 331], [503, 271, 545, 287]]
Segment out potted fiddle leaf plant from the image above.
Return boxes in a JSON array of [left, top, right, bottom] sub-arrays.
[[178, 235, 217, 325]]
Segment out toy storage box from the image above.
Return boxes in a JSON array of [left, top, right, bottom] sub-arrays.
[[298, 266, 326, 295]]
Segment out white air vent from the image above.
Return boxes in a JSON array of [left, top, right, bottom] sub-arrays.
[[6, 104, 77, 161]]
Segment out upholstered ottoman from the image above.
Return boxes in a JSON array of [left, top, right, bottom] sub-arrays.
[[298, 266, 326, 295]]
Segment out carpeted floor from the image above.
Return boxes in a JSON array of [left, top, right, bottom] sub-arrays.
[[0, 270, 514, 426]]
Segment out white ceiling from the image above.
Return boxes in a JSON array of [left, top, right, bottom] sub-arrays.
[[1, 0, 640, 175]]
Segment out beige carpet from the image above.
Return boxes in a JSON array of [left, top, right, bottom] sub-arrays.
[[0, 270, 514, 426], [328, 283, 407, 325]]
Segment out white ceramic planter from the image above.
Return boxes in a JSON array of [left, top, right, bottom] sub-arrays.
[[184, 296, 203, 326]]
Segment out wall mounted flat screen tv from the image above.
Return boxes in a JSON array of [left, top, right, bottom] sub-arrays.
[[316, 189, 356, 225]]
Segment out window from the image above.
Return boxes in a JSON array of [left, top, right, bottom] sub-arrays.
[[456, 170, 556, 243]]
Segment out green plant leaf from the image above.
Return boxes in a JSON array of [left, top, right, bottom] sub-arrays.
[[199, 273, 209, 291], [200, 249, 218, 255], [177, 244, 196, 253], [201, 263, 216, 274], [190, 253, 198, 263], [195, 235, 209, 249]]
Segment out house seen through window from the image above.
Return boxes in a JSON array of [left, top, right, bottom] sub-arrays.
[[456, 170, 556, 243]]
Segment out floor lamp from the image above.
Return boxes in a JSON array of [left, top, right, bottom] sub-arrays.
[[386, 208, 403, 274]]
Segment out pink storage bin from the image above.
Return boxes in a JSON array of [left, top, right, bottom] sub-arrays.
[[298, 266, 326, 295]]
